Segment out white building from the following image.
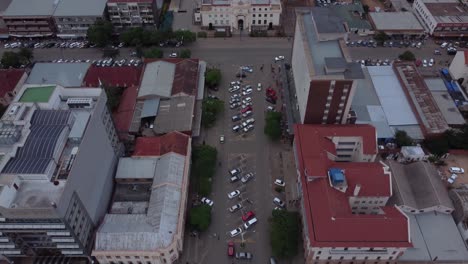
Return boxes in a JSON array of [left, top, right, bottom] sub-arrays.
[[449, 50, 468, 87], [200, 0, 281, 32]]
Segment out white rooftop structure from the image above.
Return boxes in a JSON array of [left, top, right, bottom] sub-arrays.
[[369, 12, 424, 31], [138, 61, 176, 99]]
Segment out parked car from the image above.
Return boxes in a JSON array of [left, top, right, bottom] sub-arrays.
[[228, 190, 241, 199], [242, 89, 253, 96], [230, 102, 241, 109], [267, 106, 275, 112], [273, 197, 285, 207], [449, 167, 465, 174], [274, 179, 285, 187], [242, 110, 253, 118], [241, 172, 254, 183], [448, 173, 458, 184], [227, 241, 235, 257], [230, 227, 242, 237], [229, 203, 243, 213], [229, 168, 242, 176], [243, 217, 258, 230], [274, 56, 285, 62], [266, 97, 277, 104], [230, 175, 239, 183], [242, 211, 255, 222], [232, 115, 241, 122], [236, 252, 253, 260], [257, 82, 262, 91], [243, 124, 254, 133], [201, 197, 214, 206], [220, 135, 225, 144], [241, 106, 253, 113], [232, 125, 241, 132]]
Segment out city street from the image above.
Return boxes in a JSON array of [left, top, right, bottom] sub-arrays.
[[176, 39, 300, 264]]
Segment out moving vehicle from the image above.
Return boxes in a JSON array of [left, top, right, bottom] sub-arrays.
[[220, 135, 225, 143], [169, 52, 178, 58], [257, 82, 262, 91]]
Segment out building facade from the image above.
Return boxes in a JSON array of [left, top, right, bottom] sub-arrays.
[[200, 0, 281, 32], [413, 0, 468, 37], [53, 0, 108, 38], [0, 84, 122, 258], [107, 0, 158, 30], [449, 50, 468, 88], [0, 69, 27, 106]]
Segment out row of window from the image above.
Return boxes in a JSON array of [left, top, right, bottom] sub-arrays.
[[252, 20, 270, 25], [315, 256, 395, 260], [353, 200, 385, 204], [211, 7, 271, 11]]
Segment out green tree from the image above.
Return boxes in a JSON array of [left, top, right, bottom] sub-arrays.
[[174, 30, 197, 43], [180, 49, 191, 58], [103, 86, 124, 111], [270, 210, 300, 259], [18, 48, 33, 63], [202, 98, 224, 128], [191, 145, 217, 196], [150, 30, 164, 45], [395, 130, 413, 147], [398, 50, 416, 61], [205, 68, 222, 89], [373, 31, 389, 45], [189, 204, 211, 231], [87, 20, 113, 48], [1, 51, 21, 68], [424, 136, 450, 156], [144, 47, 163, 58], [264, 111, 282, 141], [120, 27, 152, 46]]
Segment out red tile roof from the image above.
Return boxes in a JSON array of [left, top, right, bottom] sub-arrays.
[[142, 58, 199, 96], [82, 66, 143, 88], [294, 124, 411, 248], [112, 85, 138, 139], [133, 132, 190, 156], [0, 69, 25, 97]]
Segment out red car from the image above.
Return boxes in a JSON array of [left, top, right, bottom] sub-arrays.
[[227, 241, 235, 257], [266, 88, 276, 97], [241, 106, 253, 113], [242, 211, 255, 222]]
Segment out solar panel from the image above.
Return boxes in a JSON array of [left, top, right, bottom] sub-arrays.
[[2, 110, 72, 174]]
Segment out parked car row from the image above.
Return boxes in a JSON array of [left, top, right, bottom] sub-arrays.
[[3, 41, 100, 49]]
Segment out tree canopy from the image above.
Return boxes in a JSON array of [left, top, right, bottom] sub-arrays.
[[143, 47, 163, 58], [205, 68, 222, 89], [189, 204, 211, 231], [18, 48, 33, 63], [398, 50, 416, 61], [394, 130, 414, 147], [191, 145, 217, 196], [201, 98, 224, 128], [87, 20, 113, 47], [264, 111, 282, 141], [1, 51, 22, 68], [270, 210, 300, 259], [180, 49, 192, 58]]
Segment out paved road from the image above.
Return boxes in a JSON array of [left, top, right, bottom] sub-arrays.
[[178, 38, 294, 264]]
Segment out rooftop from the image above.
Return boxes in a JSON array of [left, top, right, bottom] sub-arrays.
[[0, 0, 13, 13], [139, 61, 176, 98], [313, 5, 372, 32], [401, 212, 468, 261], [19, 86, 55, 103], [369, 12, 424, 31], [152, 96, 195, 134], [112, 86, 138, 139], [201, 0, 280, 5], [294, 124, 411, 248], [171, 59, 200, 96], [54, 0, 107, 16], [0, 69, 26, 98], [95, 133, 190, 251], [133, 132, 190, 156], [393, 63, 449, 135], [3, 0, 59, 17], [424, 0, 468, 23], [27, 63, 91, 87], [388, 160, 454, 211], [82, 66, 143, 88], [424, 78, 466, 125]]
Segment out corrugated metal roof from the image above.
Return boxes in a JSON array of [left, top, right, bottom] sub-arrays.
[[141, 98, 160, 118], [68, 111, 90, 139], [27, 63, 91, 87], [115, 157, 157, 179], [3, 0, 58, 16], [369, 12, 424, 31], [139, 61, 175, 98]]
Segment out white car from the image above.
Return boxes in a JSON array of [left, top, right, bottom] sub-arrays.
[[230, 227, 242, 237], [273, 197, 285, 207], [243, 124, 254, 133], [257, 83, 262, 91], [228, 190, 241, 199], [229, 168, 242, 176], [241, 172, 254, 183], [229, 203, 243, 213], [242, 111, 253, 118], [231, 81, 241, 86], [274, 179, 285, 187], [220, 135, 225, 143], [201, 197, 214, 207], [449, 167, 465, 174], [243, 97, 252, 103], [169, 52, 178, 58], [275, 56, 285, 62], [242, 89, 253, 96]]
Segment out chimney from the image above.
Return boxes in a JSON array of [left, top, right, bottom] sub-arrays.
[[353, 184, 361, 196]]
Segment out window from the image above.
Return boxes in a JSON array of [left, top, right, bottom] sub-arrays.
[[377, 257, 381, 260], [389, 257, 393, 260], [258, 20, 261, 24], [318, 251, 321, 254], [253, 8, 256, 10], [264, 20, 267, 24], [352, 206, 357, 209], [252, 20, 255, 24], [270, 14, 273, 17], [340, 257, 344, 260], [328, 257, 332, 260], [116, 257, 121, 259], [316, 257, 320, 260], [253, 14, 256, 17]]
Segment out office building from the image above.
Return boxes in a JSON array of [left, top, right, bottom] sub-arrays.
[[107, 0, 159, 29]]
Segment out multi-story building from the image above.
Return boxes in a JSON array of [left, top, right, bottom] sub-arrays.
[[0, 0, 13, 39], [413, 0, 468, 37], [0, 84, 122, 258], [53, 0, 107, 38], [449, 50, 468, 88], [107, 0, 158, 30], [200, 0, 281, 32], [292, 9, 364, 125], [2, 0, 58, 37], [293, 124, 412, 263], [92, 132, 191, 264]]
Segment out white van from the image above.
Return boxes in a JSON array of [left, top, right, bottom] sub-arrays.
[[243, 217, 257, 230], [449, 167, 465, 174]]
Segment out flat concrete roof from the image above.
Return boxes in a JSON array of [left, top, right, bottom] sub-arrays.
[[19, 86, 55, 102], [401, 212, 468, 261], [27, 63, 91, 88], [139, 61, 175, 98], [153, 96, 194, 134], [3, 0, 58, 17], [424, 0, 468, 23], [54, 0, 107, 17], [369, 12, 424, 31]]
